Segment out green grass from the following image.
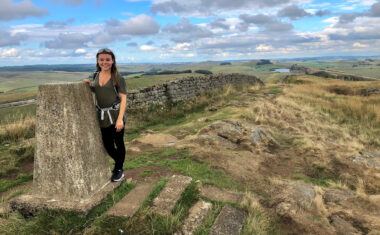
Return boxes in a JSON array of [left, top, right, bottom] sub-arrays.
[[0, 90, 37, 104], [291, 173, 335, 186], [0, 174, 33, 194], [194, 201, 224, 235], [0, 182, 135, 235], [0, 71, 88, 92], [140, 170, 153, 177], [141, 178, 168, 209], [1, 187, 32, 203], [87, 179, 200, 234]]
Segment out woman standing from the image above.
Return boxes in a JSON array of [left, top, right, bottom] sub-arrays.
[[83, 48, 127, 182]]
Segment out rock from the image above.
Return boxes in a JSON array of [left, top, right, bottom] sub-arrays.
[[360, 88, 380, 96], [350, 155, 380, 168], [209, 204, 247, 235], [286, 182, 316, 209], [276, 202, 298, 218], [249, 127, 278, 151], [329, 215, 361, 235], [324, 189, 355, 204], [360, 151, 380, 159], [0, 203, 12, 217], [174, 200, 212, 235], [107, 183, 154, 218], [209, 120, 244, 143], [152, 175, 192, 216], [197, 135, 239, 150]]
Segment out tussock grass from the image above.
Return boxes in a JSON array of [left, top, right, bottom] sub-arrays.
[[0, 115, 35, 143], [284, 77, 380, 147], [240, 192, 274, 235]]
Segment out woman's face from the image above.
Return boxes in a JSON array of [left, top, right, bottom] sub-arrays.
[[97, 53, 114, 72]]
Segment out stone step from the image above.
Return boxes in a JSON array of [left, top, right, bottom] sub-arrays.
[[209, 204, 247, 235], [152, 175, 192, 216], [106, 183, 154, 218], [174, 199, 213, 235], [200, 184, 243, 204]]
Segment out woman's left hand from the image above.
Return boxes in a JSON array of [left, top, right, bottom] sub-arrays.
[[115, 119, 124, 132]]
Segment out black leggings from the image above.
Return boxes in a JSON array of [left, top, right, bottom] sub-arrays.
[[100, 125, 125, 171]]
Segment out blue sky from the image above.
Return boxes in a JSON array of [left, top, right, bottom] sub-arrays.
[[0, 0, 380, 65]]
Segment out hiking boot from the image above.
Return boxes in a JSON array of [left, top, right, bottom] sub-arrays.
[[111, 169, 124, 182]]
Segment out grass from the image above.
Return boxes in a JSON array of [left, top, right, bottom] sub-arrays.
[[194, 201, 224, 235], [0, 104, 36, 125], [1, 187, 32, 203], [241, 193, 276, 235], [0, 143, 34, 178], [0, 115, 35, 143], [0, 71, 88, 92], [284, 77, 380, 147], [0, 182, 135, 235], [125, 147, 242, 191], [0, 90, 37, 104], [85, 179, 200, 234], [0, 174, 33, 194], [291, 173, 335, 186]]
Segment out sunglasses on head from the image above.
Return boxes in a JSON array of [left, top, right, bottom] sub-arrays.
[[97, 48, 113, 53]]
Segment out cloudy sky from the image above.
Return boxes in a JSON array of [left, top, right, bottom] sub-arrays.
[[1, 0, 380, 65]]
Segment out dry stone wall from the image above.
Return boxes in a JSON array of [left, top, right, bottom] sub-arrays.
[[126, 73, 264, 107]]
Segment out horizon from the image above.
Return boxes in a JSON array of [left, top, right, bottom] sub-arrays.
[[1, 0, 380, 66], [1, 55, 380, 68]]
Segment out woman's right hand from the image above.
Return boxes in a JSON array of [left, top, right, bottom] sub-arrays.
[[82, 79, 92, 86]]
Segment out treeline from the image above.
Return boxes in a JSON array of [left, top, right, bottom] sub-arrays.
[[143, 69, 192, 75]]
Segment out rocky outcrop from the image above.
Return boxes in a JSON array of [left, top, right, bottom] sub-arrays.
[[194, 120, 278, 152]]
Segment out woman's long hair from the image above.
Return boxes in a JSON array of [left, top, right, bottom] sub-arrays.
[[96, 49, 119, 87]]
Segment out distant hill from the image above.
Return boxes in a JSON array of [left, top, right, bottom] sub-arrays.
[[0, 64, 94, 72]]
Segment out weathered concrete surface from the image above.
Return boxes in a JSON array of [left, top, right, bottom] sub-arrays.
[[174, 200, 212, 235], [209, 204, 247, 235], [200, 184, 243, 204], [10, 82, 114, 215], [33, 82, 110, 200], [10, 180, 123, 216], [106, 183, 154, 218], [152, 175, 192, 216]]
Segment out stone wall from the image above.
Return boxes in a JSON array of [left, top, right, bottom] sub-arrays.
[[126, 73, 264, 107]]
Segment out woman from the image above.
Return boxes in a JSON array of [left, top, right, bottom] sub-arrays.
[[83, 48, 127, 182]]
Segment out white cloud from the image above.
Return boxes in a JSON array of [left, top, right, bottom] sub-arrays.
[[353, 42, 368, 47], [75, 48, 86, 54], [0, 0, 48, 21], [256, 44, 273, 51], [0, 48, 20, 57], [140, 45, 159, 51]]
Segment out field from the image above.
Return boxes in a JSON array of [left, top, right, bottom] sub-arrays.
[[0, 58, 379, 234]]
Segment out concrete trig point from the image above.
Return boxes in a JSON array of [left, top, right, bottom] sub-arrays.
[[10, 82, 122, 216]]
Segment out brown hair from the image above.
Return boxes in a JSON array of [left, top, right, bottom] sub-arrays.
[[96, 48, 119, 87]]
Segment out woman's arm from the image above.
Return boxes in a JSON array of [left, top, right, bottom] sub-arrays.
[[115, 93, 127, 132]]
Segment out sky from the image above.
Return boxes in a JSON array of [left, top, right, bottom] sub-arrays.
[[0, 0, 380, 65]]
